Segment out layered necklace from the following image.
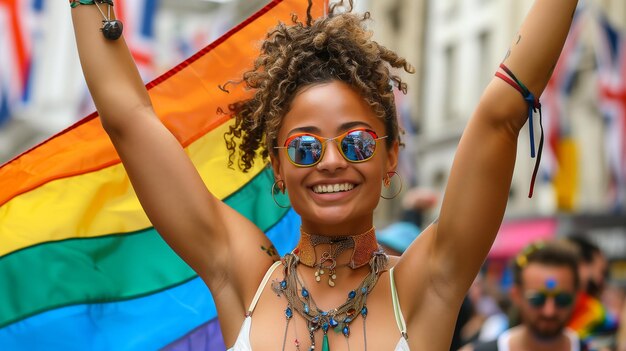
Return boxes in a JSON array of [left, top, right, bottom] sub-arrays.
[[272, 227, 388, 351]]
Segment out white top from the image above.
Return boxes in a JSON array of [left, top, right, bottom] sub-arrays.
[[228, 262, 410, 350], [496, 328, 581, 351]]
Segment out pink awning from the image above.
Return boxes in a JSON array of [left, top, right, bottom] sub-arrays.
[[488, 218, 558, 259]]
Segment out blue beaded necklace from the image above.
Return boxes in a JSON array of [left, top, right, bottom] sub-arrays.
[[273, 251, 388, 351]]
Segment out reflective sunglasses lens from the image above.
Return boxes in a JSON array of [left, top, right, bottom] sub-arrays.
[[527, 293, 547, 307], [340, 130, 377, 161], [554, 293, 574, 307], [287, 135, 323, 166]]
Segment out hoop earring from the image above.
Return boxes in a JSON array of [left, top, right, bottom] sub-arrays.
[[381, 171, 403, 200], [271, 180, 291, 208]]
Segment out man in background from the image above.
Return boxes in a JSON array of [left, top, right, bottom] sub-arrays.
[[469, 240, 585, 351]]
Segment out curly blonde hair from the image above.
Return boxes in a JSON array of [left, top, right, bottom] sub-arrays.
[[224, 0, 414, 172]]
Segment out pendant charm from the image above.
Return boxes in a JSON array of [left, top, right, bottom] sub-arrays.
[[101, 19, 123, 40], [328, 269, 336, 287], [318, 252, 337, 287], [322, 333, 330, 351]]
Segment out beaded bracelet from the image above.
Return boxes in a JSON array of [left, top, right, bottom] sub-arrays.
[[70, 0, 92, 8], [69, 0, 122, 40], [495, 63, 544, 198], [69, 0, 113, 8]]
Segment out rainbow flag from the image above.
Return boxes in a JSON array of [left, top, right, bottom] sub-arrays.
[[0, 1, 325, 349], [568, 292, 618, 342]]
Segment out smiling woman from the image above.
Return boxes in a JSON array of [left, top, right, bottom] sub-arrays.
[[270, 81, 398, 236], [69, 0, 579, 350]]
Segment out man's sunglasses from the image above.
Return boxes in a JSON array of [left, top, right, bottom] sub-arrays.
[[525, 290, 574, 308], [275, 128, 387, 167]]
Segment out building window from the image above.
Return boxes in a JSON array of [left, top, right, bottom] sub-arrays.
[[439, 0, 459, 20], [444, 44, 459, 120], [478, 30, 493, 92]]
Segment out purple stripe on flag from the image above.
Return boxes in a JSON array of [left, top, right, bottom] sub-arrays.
[[162, 318, 226, 351]]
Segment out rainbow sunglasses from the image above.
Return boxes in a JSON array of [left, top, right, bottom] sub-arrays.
[[275, 128, 388, 167], [524, 290, 575, 308]]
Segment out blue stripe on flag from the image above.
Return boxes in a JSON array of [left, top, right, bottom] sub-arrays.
[[265, 207, 301, 256], [0, 277, 215, 351]]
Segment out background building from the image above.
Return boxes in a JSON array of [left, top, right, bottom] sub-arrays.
[[416, 0, 626, 286]]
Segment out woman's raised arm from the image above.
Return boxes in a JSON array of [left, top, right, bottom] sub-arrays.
[[70, 3, 274, 302], [397, 0, 579, 308]]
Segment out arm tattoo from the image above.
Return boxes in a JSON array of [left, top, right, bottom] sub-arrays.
[[261, 244, 280, 260], [502, 34, 521, 62]]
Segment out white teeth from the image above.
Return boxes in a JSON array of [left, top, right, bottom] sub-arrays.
[[313, 183, 355, 194]]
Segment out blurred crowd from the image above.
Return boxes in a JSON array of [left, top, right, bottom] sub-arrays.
[[377, 188, 626, 351]]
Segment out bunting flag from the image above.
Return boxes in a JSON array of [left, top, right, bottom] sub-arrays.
[[0, 1, 325, 350], [114, 0, 159, 81], [540, 9, 584, 210], [0, 6, 11, 125], [594, 12, 626, 211], [0, 0, 36, 126]]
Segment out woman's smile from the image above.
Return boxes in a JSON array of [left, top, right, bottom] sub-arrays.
[[311, 182, 356, 194]]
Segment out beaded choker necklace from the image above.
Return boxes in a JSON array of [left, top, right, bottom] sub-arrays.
[[295, 227, 378, 287], [272, 250, 388, 351]]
